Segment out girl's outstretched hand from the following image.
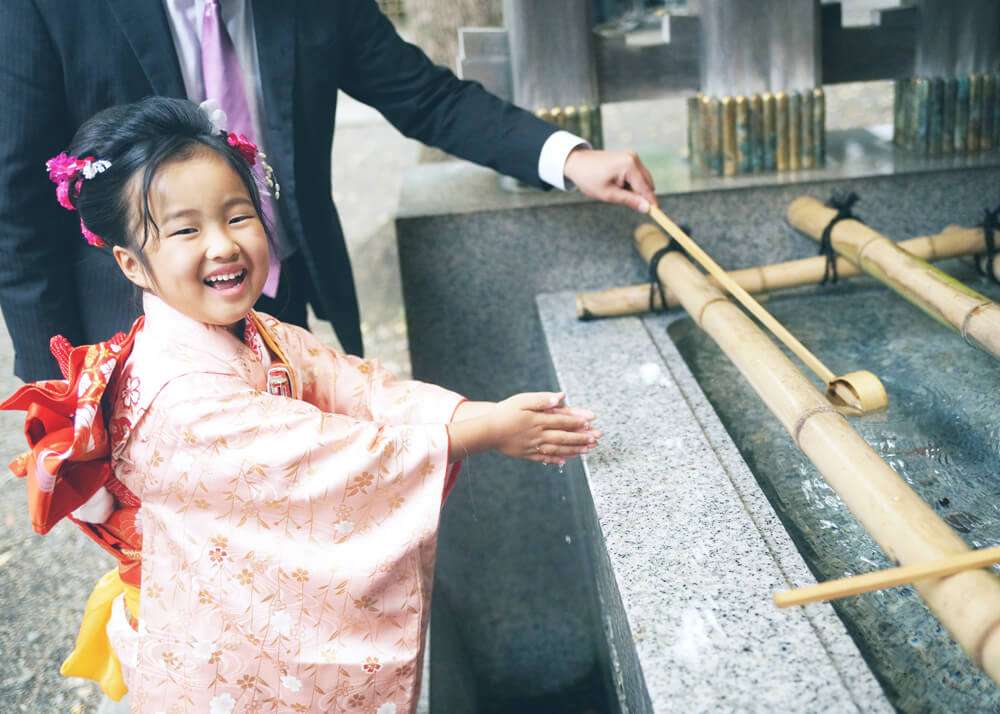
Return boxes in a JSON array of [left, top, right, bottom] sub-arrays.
[[491, 392, 600, 466]]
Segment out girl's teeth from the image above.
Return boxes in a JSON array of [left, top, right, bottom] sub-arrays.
[[205, 270, 245, 285]]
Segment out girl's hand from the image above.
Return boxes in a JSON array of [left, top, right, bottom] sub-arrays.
[[491, 392, 600, 465]]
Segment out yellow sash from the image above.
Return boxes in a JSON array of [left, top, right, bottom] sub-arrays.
[[60, 569, 140, 701]]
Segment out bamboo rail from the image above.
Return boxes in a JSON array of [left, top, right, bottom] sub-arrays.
[[788, 197, 1000, 359], [634, 223, 1000, 684], [774, 546, 1000, 608], [576, 225, 999, 320], [645, 207, 886, 414]]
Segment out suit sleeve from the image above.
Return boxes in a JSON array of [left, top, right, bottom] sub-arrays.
[[338, 0, 558, 188], [0, 0, 83, 382]]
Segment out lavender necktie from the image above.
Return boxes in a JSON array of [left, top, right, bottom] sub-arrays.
[[201, 0, 280, 298]]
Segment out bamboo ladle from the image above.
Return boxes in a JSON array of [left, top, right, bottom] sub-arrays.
[[646, 206, 887, 414], [775, 546, 1000, 608]]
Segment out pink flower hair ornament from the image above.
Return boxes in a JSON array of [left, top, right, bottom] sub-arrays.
[[199, 100, 279, 199], [225, 131, 280, 199], [226, 132, 258, 166], [44, 153, 111, 247]]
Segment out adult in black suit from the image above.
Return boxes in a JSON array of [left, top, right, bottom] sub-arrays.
[[0, 0, 655, 382]]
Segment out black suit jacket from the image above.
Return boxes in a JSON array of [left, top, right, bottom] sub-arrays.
[[0, 0, 557, 381]]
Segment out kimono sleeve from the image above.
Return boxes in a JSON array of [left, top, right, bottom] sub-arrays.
[[125, 372, 459, 521], [276, 321, 466, 425]]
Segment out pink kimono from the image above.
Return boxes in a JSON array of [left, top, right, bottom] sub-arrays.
[[108, 294, 463, 713]]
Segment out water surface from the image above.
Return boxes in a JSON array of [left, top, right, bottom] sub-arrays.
[[669, 263, 1000, 713]]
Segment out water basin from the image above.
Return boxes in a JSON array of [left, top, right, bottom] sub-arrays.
[[668, 262, 1000, 713]]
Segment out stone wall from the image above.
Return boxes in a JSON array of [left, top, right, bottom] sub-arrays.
[[405, 0, 503, 69]]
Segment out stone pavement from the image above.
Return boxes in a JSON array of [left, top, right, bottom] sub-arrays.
[[0, 316, 109, 712]]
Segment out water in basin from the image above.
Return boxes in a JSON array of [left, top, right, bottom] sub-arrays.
[[667, 261, 1000, 713]]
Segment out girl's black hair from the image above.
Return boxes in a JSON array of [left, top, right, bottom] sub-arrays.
[[66, 97, 272, 266]]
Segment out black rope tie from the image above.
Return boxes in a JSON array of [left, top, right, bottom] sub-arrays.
[[977, 205, 1000, 286], [819, 191, 862, 286], [648, 225, 691, 313]]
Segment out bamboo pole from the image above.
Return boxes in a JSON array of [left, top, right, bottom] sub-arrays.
[[788, 197, 1000, 359], [576, 284, 666, 319], [576, 225, 998, 320], [634, 224, 1000, 684], [645, 207, 886, 413], [774, 546, 1000, 608]]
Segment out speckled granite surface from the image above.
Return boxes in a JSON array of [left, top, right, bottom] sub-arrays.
[[398, 129, 1000, 220], [537, 291, 891, 712], [398, 163, 1000, 712]]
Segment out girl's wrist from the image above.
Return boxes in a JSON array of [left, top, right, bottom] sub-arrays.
[[447, 416, 496, 463], [451, 400, 496, 423]]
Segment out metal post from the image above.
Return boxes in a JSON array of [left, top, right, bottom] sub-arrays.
[[503, 0, 598, 111], [696, 0, 820, 98], [915, 0, 1000, 79]]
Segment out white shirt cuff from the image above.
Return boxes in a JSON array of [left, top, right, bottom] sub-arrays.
[[538, 130, 590, 191]]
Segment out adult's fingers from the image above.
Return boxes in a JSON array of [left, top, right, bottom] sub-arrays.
[[636, 161, 657, 206], [625, 162, 657, 209], [602, 185, 650, 213]]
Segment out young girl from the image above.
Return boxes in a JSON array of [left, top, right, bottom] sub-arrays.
[[3, 97, 600, 713]]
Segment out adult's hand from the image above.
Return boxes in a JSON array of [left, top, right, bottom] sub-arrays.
[[563, 147, 658, 213]]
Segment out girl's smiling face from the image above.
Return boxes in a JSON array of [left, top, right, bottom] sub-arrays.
[[113, 147, 270, 328]]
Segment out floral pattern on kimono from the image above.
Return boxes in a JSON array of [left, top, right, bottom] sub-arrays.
[[109, 294, 464, 713]]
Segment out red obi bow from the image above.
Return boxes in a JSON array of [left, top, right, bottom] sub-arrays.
[[1, 319, 143, 535]]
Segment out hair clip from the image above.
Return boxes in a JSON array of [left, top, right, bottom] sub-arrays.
[[199, 100, 280, 200], [45, 152, 111, 246], [227, 132, 258, 166]]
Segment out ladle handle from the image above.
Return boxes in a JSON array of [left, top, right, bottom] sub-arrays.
[[647, 206, 837, 385], [774, 546, 1000, 608]]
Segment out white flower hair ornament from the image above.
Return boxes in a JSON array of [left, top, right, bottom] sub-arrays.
[[200, 98, 229, 134], [198, 100, 280, 200], [80, 159, 111, 180]]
